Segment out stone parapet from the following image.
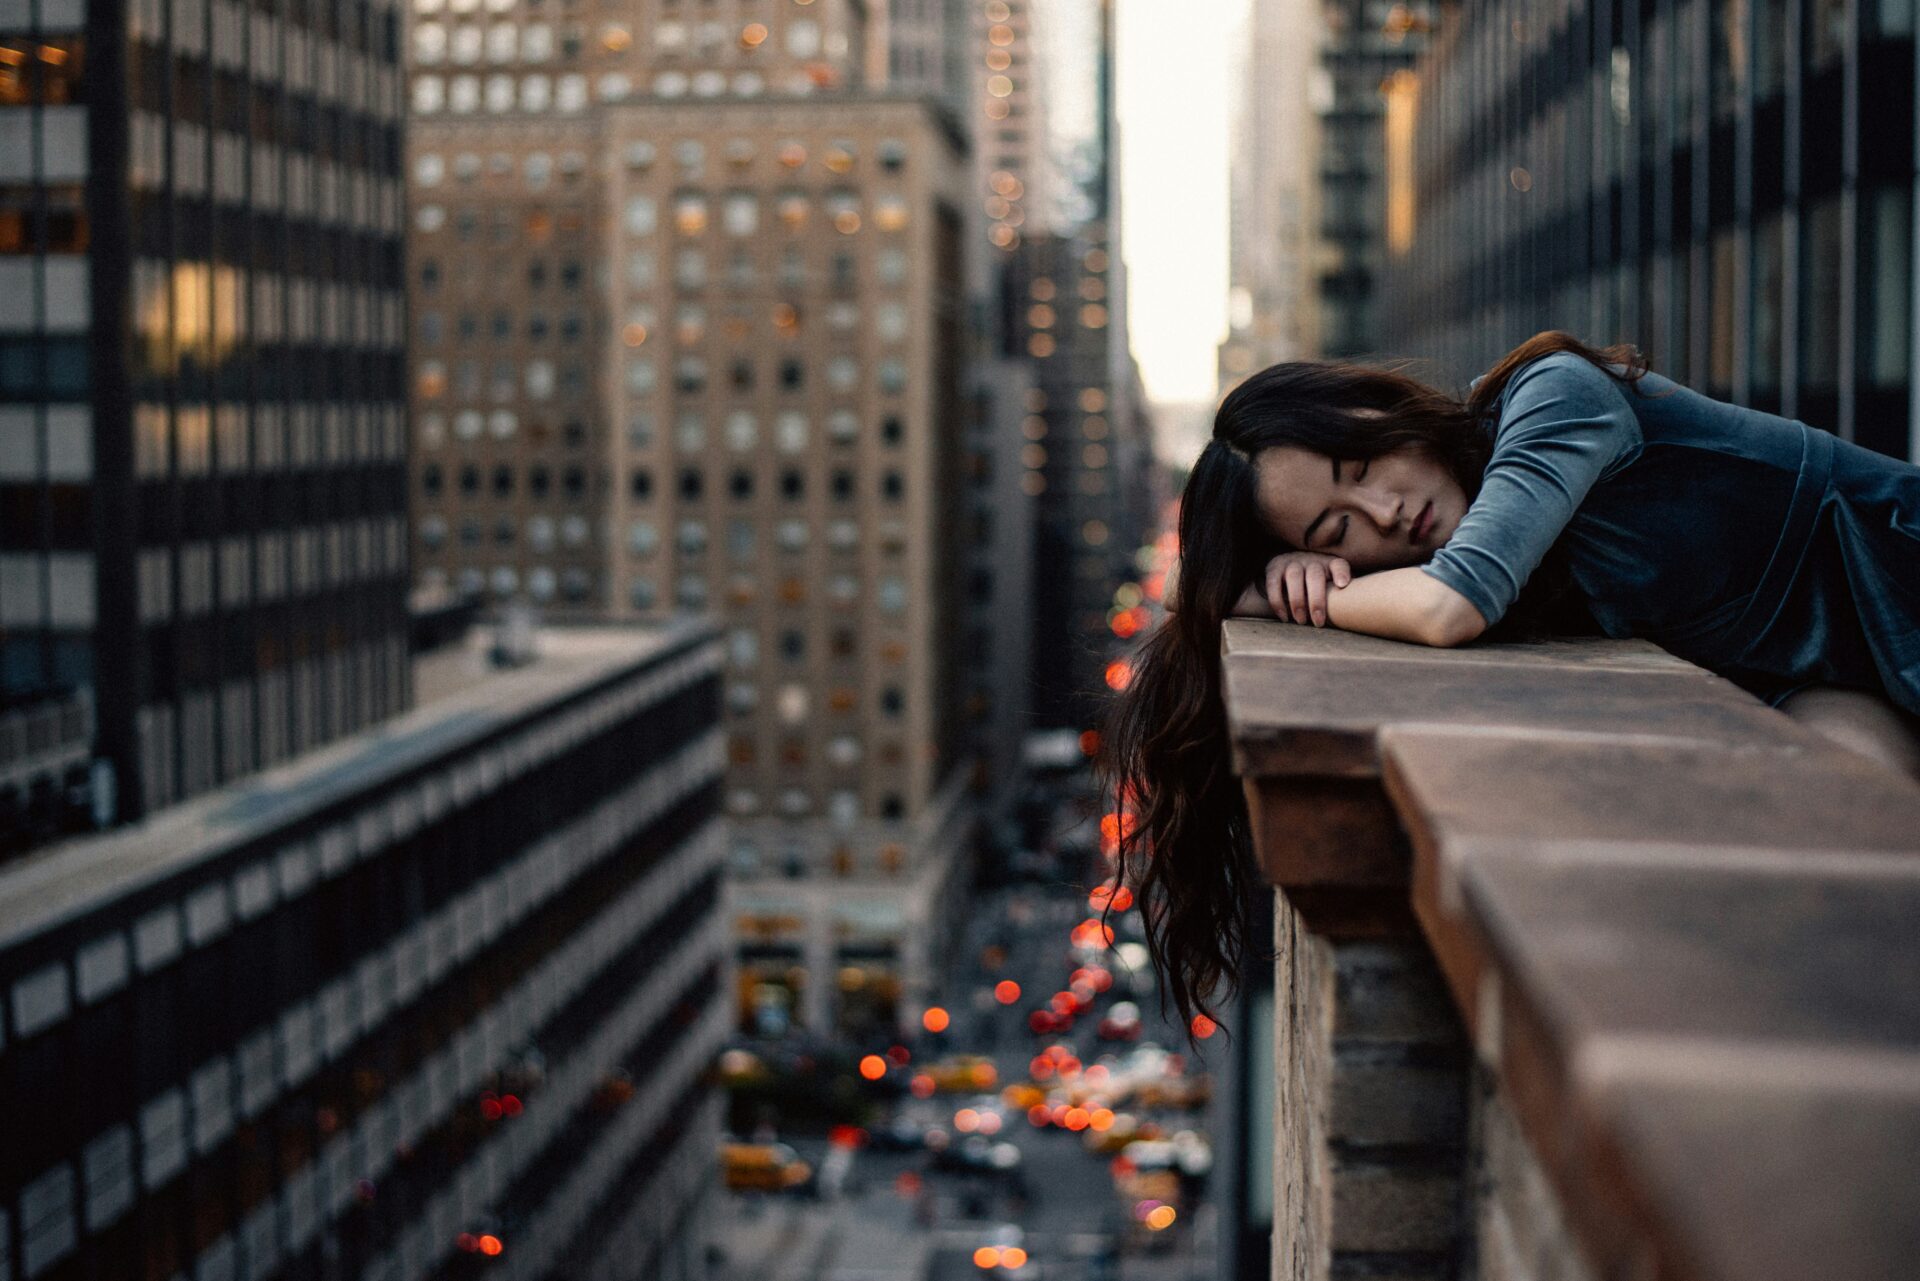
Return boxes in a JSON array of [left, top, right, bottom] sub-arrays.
[[1220, 620, 1920, 1281]]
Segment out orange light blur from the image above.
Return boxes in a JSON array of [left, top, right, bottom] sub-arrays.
[[994, 979, 1021, 1004], [1104, 659, 1133, 690], [954, 1108, 981, 1133], [974, 1246, 1003, 1268], [478, 1235, 505, 1256], [859, 1054, 887, 1080], [1069, 919, 1117, 949], [1191, 1014, 1219, 1040], [1089, 1107, 1115, 1131], [1001, 1247, 1029, 1267], [972, 1062, 998, 1088], [1029, 1055, 1054, 1080], [1146, 1205, 1177, 1230], [922, 1007, 951, 1033], [1027, 1103, 1051, 1126], [1079, 729, 1100, 755], [910, 1073, 936, 1099], [1063, 1107, 1091, 1131]]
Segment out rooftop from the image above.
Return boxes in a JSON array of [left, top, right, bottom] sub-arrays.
[[0, 620, 709, 949]]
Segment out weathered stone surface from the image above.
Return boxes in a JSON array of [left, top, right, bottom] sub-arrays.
[[1329, 1053, 1467, 1146], [1328, 1162, 1461, 1254], [1382, 727, 1920, 859], [1595, 1075, 1920, 1281], [1223, 621, 1696, 673], [1225, 654, 1797, 779], [1245, 775, 1407, 888], [1332, 941, 1466, 1046], [1461, 855, 1920, 1051]]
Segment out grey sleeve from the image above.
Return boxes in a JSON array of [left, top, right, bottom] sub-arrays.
[[1419, 353, 1642, 625]]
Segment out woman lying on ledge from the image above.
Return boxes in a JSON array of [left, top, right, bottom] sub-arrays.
[[1103, 330, 1920, 1032]]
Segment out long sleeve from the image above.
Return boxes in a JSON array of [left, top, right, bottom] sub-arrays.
[[1421, 352, 1643, 625]]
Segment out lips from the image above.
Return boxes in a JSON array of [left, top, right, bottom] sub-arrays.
[[1411, 501, 1434, 543]]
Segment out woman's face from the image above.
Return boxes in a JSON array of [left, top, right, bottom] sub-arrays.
[[1252, 443, 1467, 573]]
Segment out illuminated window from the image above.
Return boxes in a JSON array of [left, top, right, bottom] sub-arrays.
[[627, 521, 658, 554], [827, 410, 858, 443], [624, 195, 657, 235], [787, 19, 820, 54], [775, 411, 807, 452], [414, 24, 447, 62], [723, 193, 758, 235], [777, 519, 807, 551], [522, 23, 553, 59], [675, 412, 706, 451], [725, 410, 758, 449]]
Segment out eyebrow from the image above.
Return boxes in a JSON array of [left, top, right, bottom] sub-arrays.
[[1300, 457, 1338, 548]]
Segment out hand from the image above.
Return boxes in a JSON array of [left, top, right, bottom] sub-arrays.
[[1262, 552, 1352, 626]]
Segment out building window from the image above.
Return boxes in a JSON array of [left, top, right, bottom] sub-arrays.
[[780, 469, 803, 500], [679, 468, 704, 500], [723, 193, 758, 235]]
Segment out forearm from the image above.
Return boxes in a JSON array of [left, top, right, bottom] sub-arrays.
[[1323, 567, 1486, 646]]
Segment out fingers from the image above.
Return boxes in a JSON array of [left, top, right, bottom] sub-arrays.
[[1284, 563, 1309, 624], [1331, 558, 1352, 589], [1305, 564, 1329, 626]]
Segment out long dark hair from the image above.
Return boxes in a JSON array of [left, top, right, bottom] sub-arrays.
[[1099, 331, 1652, 1040]]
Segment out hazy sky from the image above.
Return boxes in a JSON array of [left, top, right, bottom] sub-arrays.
[[1115, 0, 1242, 407]]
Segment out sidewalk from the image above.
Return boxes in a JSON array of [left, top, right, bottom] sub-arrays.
[[710, 1197, 837, 1281]]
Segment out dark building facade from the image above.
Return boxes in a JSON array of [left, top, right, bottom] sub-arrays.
[[0, 0, 412, 840], [0, 622, 726, 1281], [1317, 0, 1436, 359], [1379, 0, 1920, 464], [996, 0, 1158, 732]]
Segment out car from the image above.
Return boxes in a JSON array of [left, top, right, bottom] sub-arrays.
[[1096, 1001, 1143, 1042], [868, 1115, 928, 1151], [721, 1141, 812, 1192], [933, 1134, 1024, 1176]]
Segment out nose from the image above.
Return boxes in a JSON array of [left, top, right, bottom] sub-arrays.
[[1356, 484, 1403, 531]]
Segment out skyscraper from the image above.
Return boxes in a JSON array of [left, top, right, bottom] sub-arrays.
[[1219, 0, 1328, 391], [404, 0, 977, 1037], [0, 0, 413, 836]]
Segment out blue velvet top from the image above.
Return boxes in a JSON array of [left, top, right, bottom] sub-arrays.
[[1420, 351, 1920, 714]]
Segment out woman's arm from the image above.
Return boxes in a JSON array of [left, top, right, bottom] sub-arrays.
[[1232, 554, 1485, 646], [1324, 567, 1486, 646]]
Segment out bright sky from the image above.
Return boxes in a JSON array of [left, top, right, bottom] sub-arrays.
[[1115, 0, 1242, 406]]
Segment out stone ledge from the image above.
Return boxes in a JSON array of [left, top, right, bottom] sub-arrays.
[[1220, 620, 1920, 1281]]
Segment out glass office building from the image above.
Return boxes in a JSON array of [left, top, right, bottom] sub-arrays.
[[0, 0, 412, 837], [0, 623, 726, 1281], [1379, 0, 1920, 463]]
